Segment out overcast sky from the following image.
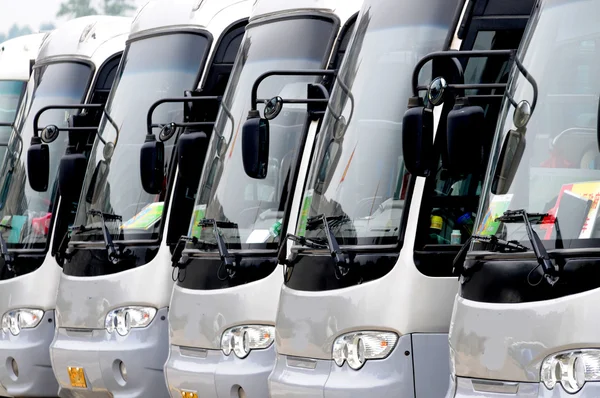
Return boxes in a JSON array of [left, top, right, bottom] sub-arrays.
[[0, 0, 148, 34]]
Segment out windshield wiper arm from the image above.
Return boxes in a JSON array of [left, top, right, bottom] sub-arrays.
[[198, 219, 238, 278], [306, 214, 352, 277], [88, 210, 124, 264], [0, 224, 14, 272], [496, 209, 559, 285]]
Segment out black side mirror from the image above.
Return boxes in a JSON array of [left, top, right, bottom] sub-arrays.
[[27, 137, 49, 192], [402, 98, 433, 176], [242, 116, 269, 179], [446, 101, 485, 175], [58, 153, 87, 201], [140, 134, 165, 194], [177, 131, 208, 187], [491, 129, 526, 195]]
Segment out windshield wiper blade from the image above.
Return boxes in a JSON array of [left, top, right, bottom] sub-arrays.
[[198, 218, 238, 278], [453, 234, 528, 275], [88, 210, 124, 264], [496, 209, 559, 285], [472, 234, 529, 252], [171, 235, 218, 267], [0, 224, 14, 272], [284, 233, 328, 250], [306, 214, 351, 231]]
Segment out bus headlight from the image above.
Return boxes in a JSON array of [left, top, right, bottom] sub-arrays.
[[541, 349, 600, 393], [332, 331, 398, 370], [105, 306, 157, 336], [1, 309, 44, 336], [220, 325, 275, 359]]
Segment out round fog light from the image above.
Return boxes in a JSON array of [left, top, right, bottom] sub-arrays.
[[238, 387, 246, 398], [119, 361, 127, 382], [8, 357, 18, 380]]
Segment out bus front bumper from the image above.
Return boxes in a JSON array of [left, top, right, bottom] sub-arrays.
[[451, 376, 600, 397], [0, 310, 58, 397], [268, 340, 412, 398], [164, 344, 275, 398], [50, 307, 169, 398]]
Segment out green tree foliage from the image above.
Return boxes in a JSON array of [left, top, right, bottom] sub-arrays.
[[56, 0, 136, 18], [56, 0, 98, 18], [6, 24, 33, 40], [103, 0, 136, 16], [39, 22, 56, 32]]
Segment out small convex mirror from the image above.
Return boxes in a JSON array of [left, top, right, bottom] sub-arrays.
[[513, 100, 532, 129], [159, 123, 177, 142], [41, 125, 60, 143], [427, 77, 448, 106], [103, 141, 115, 161], [264, 96, 283, 120]]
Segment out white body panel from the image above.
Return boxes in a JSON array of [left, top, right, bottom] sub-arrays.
[[251, 0, 360, 24], [36, 16, 131, 64], [449, 292, 600, 383], [0, 34, 47, 81]]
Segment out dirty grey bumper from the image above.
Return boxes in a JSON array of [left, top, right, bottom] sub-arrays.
[[452, 376, 600, 397], [0, 310, 58, 397], [50, 307, 169, 398], [164, 343, 275, 398]]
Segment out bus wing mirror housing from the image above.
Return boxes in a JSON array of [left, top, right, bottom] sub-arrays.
[[58, 153, 87, 201], [402, 99, 433, 177], [446, 103, 485, 175], [242, 115, 269, 180], [177, 131, 209, 187], [140, 134, 164, 195], [27, 137, 49, 192], [491, 129, 526, 195]]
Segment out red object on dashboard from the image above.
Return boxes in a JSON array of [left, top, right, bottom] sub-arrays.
[[32, 213, 52, 236]]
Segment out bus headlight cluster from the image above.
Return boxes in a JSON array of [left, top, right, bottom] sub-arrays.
[[1, 309, 44, 336], [332, 331, 398, 370], [105, 306, 157, 336], [541, 349, 600, 393], [220, 325, 275, 359]]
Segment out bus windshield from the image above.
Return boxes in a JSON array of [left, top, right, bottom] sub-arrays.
[[475, 0, 600, 250], [0, 62, 91, 249], [188, 16, 336, 249], [299, 0, 460, 246], [0, 80, 26, 162], [71, 32, 209, 243]]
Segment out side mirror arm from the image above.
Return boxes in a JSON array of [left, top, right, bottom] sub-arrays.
[[32, 104, 104, 142]]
